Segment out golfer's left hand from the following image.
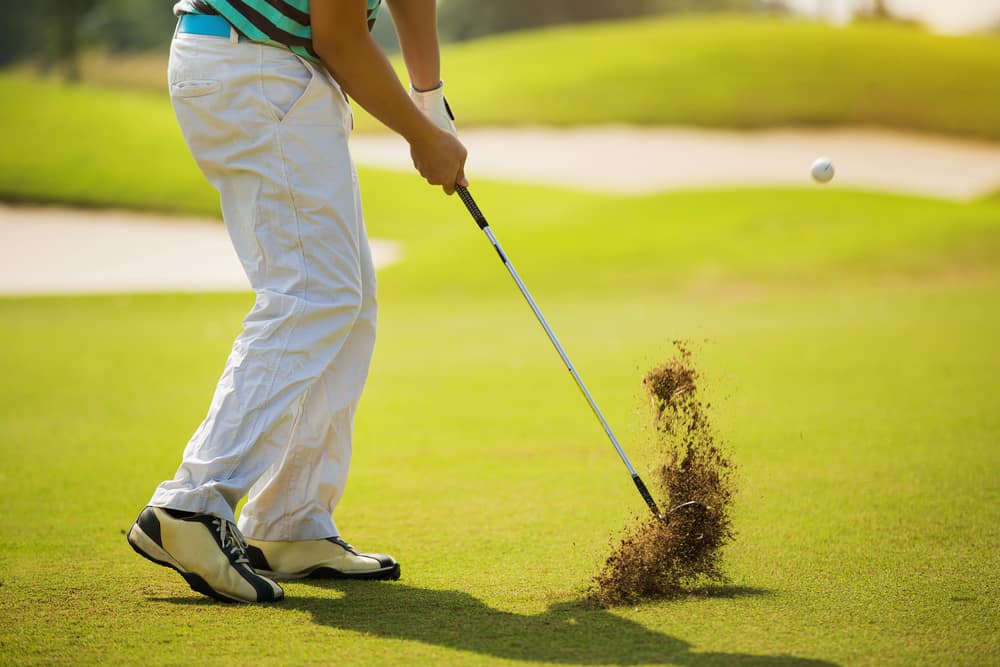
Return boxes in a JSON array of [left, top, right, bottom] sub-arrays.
[[409, 126, 468, 195]]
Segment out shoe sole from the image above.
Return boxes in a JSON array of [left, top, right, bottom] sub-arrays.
[[255, 563, 401, 582], [127, 522, 260, 604]]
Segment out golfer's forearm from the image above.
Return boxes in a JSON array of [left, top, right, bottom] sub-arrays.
[[312, 5, 433, 143], [385, 0, 441, 91]]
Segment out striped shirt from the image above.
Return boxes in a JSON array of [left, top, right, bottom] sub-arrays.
[[174, 0, 382, 62]]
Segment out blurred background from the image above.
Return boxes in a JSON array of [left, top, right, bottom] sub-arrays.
[[3, 0, 998, 84], [1, 0, 999, 293]]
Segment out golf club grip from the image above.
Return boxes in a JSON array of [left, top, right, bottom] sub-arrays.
[[632, 474, 664, 518], [456, 186, 489, 230]]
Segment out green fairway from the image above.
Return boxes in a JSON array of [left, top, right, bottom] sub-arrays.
[[1, 182, 998, 664]]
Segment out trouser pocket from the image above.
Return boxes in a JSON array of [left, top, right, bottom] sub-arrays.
[[171, 78, 222, 98], [259, 47, 351, 131], [259, 48, 314, 122]]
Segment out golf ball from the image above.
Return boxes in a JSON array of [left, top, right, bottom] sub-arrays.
[[811, 157, 835, 183]]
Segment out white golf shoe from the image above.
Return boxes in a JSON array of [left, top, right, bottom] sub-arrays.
[[127, 506, 284, 603], [245, 536, 401, 581]]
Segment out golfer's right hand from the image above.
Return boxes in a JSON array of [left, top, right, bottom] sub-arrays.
[[409, 128, 468, 195]]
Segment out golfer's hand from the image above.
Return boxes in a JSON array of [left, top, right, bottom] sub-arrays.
[[410, 82, 457, 137], [409, 127, 468, 195]]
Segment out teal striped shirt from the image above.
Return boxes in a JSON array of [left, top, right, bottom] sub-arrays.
[[174, 0, 382, 63]]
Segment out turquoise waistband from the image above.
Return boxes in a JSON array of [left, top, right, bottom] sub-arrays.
[[177, 13, 233, 38]]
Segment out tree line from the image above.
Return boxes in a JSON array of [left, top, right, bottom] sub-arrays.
[[3, 0, 788, 81]]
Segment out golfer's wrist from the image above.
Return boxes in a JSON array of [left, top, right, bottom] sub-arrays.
[[403, 115, 443, 147], [411, 80, 442, 93]]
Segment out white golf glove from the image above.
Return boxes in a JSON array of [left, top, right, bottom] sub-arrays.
[[410, 81, 457, 137]]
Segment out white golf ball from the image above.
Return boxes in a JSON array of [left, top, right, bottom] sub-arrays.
[[811, 157, 835, 183]]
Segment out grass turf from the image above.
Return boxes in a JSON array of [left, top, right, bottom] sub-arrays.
[[1, 182, 998, 664]]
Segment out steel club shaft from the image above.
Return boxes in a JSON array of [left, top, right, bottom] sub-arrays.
[[455, 186, 665, 521]]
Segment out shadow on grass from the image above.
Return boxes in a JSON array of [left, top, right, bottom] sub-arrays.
[[157, 581, 838, 666]]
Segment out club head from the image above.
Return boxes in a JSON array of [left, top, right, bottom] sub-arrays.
[[661, 501, 712, 539], [666, 500, 711, 518]]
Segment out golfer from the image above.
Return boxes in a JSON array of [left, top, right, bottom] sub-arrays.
[[127, 0, 467, 603]]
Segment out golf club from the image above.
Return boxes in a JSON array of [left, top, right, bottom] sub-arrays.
[[455, 186, 706, 523]]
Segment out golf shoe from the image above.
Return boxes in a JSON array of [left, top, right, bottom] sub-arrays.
[[245, 536, 401, 581], [127, 506, 284, 603]]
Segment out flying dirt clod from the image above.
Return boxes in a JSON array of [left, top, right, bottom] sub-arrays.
[[592, 342, 736, 606]]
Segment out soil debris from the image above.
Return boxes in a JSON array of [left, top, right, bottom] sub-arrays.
[[592, 342, 736, 606]]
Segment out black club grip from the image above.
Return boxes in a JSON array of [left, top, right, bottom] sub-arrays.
[[456, 186, 489, 230]]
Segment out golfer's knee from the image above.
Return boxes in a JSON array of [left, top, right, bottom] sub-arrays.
[[252, 286, 363, 325]]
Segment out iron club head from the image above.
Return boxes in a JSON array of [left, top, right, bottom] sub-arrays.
[[665, 500, 711, 518]]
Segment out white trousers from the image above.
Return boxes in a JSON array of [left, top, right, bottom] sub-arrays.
[[150, 29, 377, 541]]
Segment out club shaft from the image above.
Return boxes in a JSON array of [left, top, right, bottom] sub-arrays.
[[482, 227, 637, 476], [456, 187, 664, 518]]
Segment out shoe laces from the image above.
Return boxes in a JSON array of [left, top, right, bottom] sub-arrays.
[[212, 518, 250, 565]]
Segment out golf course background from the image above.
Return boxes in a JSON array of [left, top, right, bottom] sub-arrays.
[[3, 16, 1000, 212], [2, 14, 999, 666]]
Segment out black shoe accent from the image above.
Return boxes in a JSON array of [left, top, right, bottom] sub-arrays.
[[181, 572, 242, 604], [307, 563, 401, 581], [374, 555, 396, 568], [321, 537, 401, 580], [163, 508, 196, 519], [182, 515, 281, 602], [327, 536, 357, 553], [135, 507, 163, 547], [178, 570, 282, 604], [236, 564, 282, 601], [244, 545, 272, 571]]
